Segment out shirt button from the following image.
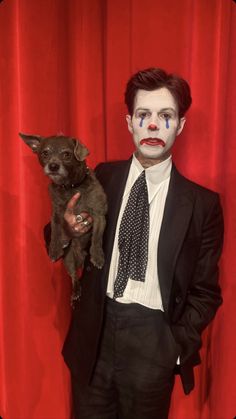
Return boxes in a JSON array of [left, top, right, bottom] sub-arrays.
[[175, 295, 182, 304]]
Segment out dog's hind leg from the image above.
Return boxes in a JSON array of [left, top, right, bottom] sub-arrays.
[[63, 243, 86, 306], [89, 215, 106, 269], [49, 214, 71, 261]]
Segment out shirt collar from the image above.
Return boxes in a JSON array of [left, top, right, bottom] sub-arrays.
[[132, 153, 172, 185], [123, 154, 172, 204]]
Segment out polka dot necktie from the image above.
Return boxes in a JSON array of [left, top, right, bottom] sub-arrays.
[[113, 170, 150, 299]]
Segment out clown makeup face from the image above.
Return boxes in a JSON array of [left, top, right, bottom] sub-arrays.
[[126, 88, 186, 165]]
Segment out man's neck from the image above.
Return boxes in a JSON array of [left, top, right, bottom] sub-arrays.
[[134, 151, 171, 168]]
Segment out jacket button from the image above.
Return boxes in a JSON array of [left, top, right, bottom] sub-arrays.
[[175, 296, 182, 304], [86, 265, 92, 272]]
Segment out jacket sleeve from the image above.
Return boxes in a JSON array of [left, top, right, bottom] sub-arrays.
[[172, 193, 224, 365]]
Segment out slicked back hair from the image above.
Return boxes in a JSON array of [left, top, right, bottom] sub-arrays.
[[125, 68, 192, 118]]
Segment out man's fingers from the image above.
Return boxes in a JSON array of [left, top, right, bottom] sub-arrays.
[[63, 192, 93, 235], [82, 215, 93, 226], [73, 214, 93, 233], [74, 213, 93, 228], [74, 212, 92, 225], [66, 192, 81, 212]]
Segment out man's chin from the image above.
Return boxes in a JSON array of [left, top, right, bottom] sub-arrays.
[[138, 146, 165, 159]]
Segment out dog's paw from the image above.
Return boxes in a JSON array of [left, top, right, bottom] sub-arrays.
[[70, 282, 82, 309], [90, 252, 105, 270], [49, 245, 64, 262]]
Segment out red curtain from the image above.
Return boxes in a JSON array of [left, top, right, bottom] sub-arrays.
[[0, 1, 235, 418]]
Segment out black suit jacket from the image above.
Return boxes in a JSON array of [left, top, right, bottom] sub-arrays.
[[62, 159, 224, 395]]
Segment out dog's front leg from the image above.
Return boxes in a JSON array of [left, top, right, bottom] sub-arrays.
[[49, 213, 70, 261], [89, 215, 106, 269]]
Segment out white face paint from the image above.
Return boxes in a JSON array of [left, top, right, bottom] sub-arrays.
[[126, 88, 186, 162]]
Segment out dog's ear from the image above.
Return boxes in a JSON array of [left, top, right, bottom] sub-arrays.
[[74, 140, 90, 161], [19, 132, 43, 154]]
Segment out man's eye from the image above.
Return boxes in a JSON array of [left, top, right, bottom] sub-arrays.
[[160, 113, 171, 120], [137, 111, 151, 119]]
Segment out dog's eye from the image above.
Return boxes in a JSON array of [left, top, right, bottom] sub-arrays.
[[41, 150, 49, 158], [62, 151, 72, 159]]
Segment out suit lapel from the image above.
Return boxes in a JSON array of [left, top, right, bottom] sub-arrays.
[[158, 166, 195, 313], [102, 159, 132, 281]]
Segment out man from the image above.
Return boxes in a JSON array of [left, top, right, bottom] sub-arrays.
[[61, 68, 224, 418]]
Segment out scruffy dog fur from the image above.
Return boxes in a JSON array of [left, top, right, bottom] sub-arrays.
[[20, 133, 107, 303]]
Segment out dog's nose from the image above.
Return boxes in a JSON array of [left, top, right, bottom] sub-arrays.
[[49, 162, 60, 172]]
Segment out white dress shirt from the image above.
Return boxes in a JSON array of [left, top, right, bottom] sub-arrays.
[[106, 154, 172, 310]]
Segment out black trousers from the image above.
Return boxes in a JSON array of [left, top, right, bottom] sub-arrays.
[[72, 298, 180, 419]]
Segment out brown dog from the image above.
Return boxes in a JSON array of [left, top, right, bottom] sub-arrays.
[[20, 133, 107, 304]]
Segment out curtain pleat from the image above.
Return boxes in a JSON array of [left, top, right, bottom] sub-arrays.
[[0, 0, 235, 418]]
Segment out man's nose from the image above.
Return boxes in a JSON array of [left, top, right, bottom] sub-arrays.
[[148, 122, 158, 131]]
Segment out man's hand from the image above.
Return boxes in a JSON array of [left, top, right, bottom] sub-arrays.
[[64, 192, 93, 235]]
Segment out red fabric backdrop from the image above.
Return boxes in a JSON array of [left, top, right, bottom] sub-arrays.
[[0, 1, 235, 418]]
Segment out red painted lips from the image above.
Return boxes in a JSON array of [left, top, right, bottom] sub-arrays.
[[140, 138, 165, 147]]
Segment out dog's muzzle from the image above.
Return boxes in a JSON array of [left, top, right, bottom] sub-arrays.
[[44, 162, 68, 184], [48, 162, 60, 172]]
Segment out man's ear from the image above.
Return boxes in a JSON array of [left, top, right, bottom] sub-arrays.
[[74, 140, 90, 161], [176, 117, 186, 136], [19, 132, 42, 153], [126, 115, 134, 134]]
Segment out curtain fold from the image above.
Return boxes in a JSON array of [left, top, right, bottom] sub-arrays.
[[0, 1, 235, 418]]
